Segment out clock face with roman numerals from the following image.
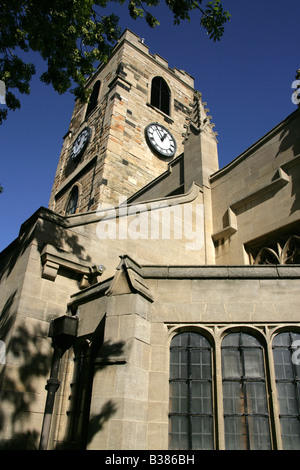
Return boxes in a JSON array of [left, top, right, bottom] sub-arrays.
[[145, 123, 176, 158], [70, 127, 91, 161]]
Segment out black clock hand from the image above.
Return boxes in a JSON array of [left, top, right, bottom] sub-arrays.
[[155, 125, 164, 140]]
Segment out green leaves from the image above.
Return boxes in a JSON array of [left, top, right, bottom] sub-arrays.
[[0, 0, 230, 124], [0, 0, 122, 123], [200, 0, 231, 41], [165, 0, 230, 40]]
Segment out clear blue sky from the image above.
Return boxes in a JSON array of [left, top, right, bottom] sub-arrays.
[[0, 0, 299, 252]]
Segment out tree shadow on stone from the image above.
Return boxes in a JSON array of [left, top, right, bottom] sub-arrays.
[[0, 207, 91, 281], [82, 339, 126, 448], [85, 399, 118, 447], [0, 299, 52, 450], [57, 338, 125, 450]]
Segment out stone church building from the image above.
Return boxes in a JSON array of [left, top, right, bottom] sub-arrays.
[[0, 30, 300, 450]]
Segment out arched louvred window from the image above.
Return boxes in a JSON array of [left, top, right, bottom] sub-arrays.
[[65, 186, 79, 215], [151, 76, 170, 116], [85, 80, 100, 119], [222, 332, 271, 450], [273, 331, 300, 450], [169, 332, 214, 450]]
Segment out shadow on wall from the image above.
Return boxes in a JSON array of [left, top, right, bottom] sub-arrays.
[[85, 399, 118, 447], [83, 338, 126, 448], [0, 208, 92, 282], [0, 292, 52, 449], [0, 209, 93, 449], [276, 111, 300, 215], [84, 339, 126, 448], [58, 336, 125, 450]]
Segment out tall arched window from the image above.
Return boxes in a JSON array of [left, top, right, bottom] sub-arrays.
[[85, 80, 100, 119], [222, 332, 271, 450], [273, 331, 300, 449], [151, 76, 170, 116], [65, 186, 79, 215], [169, 332, 214, 450]]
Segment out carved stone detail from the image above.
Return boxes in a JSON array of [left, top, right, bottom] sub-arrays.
[[252, 235, 300, 265]]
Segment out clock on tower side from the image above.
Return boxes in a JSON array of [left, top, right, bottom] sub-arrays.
[[48, 29, 197, 215]]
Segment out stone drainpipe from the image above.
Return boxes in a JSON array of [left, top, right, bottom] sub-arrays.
[[39, 315, 78, 450]]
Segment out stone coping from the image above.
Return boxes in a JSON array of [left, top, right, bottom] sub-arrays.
[[67, 254, 300, 311], [210, 109, 300, 182]]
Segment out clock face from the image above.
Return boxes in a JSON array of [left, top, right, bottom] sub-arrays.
[[70, 127, 91, 161], [145, 123, 176, 158]]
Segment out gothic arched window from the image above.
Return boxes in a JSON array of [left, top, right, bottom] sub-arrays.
[[273, 331, 300, 450], [85, 80, 100, 119], [222, 332, 271, 450], [169, 332, 214, 450], [65, 186, 79, 215], [151, 76, 170, 116]]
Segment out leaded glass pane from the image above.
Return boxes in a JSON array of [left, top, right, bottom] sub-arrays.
[[169, 415, 189, 450], [273, 348, 294, 380], [222, 349, 241, 378], [169, 332, 214, 450], [280, 418, 300, 450], [273, 331, 300, 449], [222, 332, 240, 347], [247, 416, 272, 450], [245, 382, 269, 415], [189, 332, 209, 348], [169, 382, 188, 413], [273, 332, 290, 347], [191, 416, 214, 450], [276, 382, 298, 416], [191, 348, 211, 379], [171, 333, 188, 347], [170, 349, 188, 379], [223, 382, 244, 415], [243, 348, 264, 378], [222, 332, 271, 450], [191, 382, 212, 414], [242, 333, 261, 347], [224, 416, 247, 450]]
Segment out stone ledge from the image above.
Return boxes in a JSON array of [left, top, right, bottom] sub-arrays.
[[41, 244, 105, 288], [140, 263, 300, 280]]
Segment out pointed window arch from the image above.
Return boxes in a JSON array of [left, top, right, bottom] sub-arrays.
[[222, 331, 271, 450], [169, 331, 214, 450], [151, 76, 170, 116], [273, 331, 300, 449], [65, 185, 79, 215], [85, 80, 100, 119]]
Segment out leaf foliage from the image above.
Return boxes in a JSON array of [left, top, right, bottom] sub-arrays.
[[0, 0, 230, 124]]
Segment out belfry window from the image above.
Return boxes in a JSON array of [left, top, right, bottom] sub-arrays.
[[273, 331, 300, 450], [65, 186, 79, 215], [85, 80, 100, 119], [221, 332, 271, 450], [169, 332, 214, 450], [151, 76, 170, 116]]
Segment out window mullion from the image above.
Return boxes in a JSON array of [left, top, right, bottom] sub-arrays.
[[187, 334, 193, 449], [240, 342, 252, 450]]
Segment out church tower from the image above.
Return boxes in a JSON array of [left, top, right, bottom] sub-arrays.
[[48, 30, 198, 215]]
